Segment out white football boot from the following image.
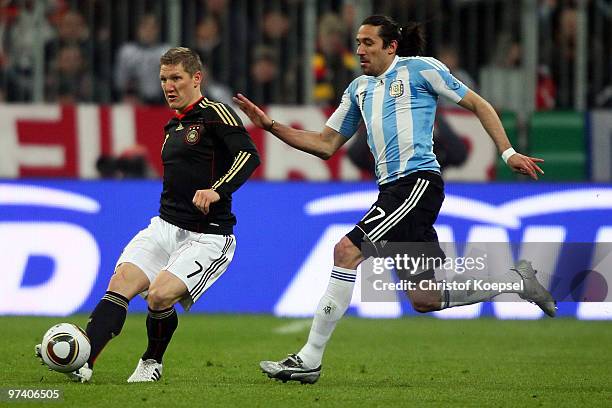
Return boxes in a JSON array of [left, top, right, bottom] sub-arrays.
[[127, 359, 163, 383], [34, 344, 93, 383], [260, 353, 321, 384], [65, 363, 93, 383], [34, 344, 43, 364], [512, 260, 557, 317]]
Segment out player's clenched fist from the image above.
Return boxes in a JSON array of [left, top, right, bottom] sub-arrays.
[[192, 189, 221, 214]]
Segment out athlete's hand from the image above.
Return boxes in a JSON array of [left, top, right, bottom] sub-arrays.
[[507, 153, 545, 180], [233, 93, 274, 131], [193, 189, 221, 214]]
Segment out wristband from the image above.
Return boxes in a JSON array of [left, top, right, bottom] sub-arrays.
[[265, 120, 276, 132], [501, 147, 516, 164]]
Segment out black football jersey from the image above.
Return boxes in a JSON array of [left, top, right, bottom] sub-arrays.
[[159, 96, 260, 234]]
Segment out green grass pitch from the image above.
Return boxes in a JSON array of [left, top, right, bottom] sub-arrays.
[[1, 315, 610, 407]]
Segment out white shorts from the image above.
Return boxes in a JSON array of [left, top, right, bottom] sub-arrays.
[[116, 216, 236, 310]]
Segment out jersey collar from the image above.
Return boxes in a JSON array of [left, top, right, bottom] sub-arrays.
[[174, 96, 204, 120], [376, 55, 399, 79]]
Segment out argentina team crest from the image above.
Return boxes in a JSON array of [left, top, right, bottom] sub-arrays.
[[389, 79, 404, 97], [184, 125, 201, 145]]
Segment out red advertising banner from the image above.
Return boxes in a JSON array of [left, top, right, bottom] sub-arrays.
[[0, 105, 495, 180]]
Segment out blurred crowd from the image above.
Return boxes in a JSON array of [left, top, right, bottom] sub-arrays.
[[0, 0, 610, 109]]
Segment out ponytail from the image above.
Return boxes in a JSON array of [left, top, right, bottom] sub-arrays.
[[361, 15, 425, 57], [397, 23, 425, 57]]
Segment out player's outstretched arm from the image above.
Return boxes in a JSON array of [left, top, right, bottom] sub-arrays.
[[505, 151, 545, 180], [233, 93, 346, 160], [458, 90, 544, 180], [233, 93, 272, 129]]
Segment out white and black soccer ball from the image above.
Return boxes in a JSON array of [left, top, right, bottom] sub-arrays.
[[40, 323, 91, 373]]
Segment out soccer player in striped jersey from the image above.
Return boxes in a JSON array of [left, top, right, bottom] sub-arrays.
[[235, 15, 555, 384], [36, 47, 259, 383]]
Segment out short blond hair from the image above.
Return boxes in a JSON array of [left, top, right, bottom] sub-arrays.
[[160, 47, 203, 76]]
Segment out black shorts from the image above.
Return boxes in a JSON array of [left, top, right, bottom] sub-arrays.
[[346, 171, 446, 275]]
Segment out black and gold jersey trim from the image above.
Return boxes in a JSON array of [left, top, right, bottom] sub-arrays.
[[200, 98, 239, 126], [212, 151, 252, 190]]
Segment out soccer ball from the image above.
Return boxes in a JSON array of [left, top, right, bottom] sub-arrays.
[[40, 323, 90, 373]]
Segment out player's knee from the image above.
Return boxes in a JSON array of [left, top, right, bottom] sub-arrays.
[[146, 286, 174, 310], [333, 237, 362, 269], [410, 291, 441, 313], [412, 300, 437, 313], [108, 268, 131, 294], [109, 264, 147, 298]]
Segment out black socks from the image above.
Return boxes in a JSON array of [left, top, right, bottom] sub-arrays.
[[141, 306, 178, 364], [85, 291, 129, 368], [85, 292, 179, 367]]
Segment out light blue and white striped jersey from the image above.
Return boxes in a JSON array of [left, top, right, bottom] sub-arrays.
[[326, 56, 469, 185]]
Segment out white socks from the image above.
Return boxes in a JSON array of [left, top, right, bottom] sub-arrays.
[[297, 266, 357, 369], [441, 268, 523, 309]]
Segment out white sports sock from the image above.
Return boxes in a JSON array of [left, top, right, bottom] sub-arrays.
[[440, 268, 523, 309], [297, 266, 357, 369]]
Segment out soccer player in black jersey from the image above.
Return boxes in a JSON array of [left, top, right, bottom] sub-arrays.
[[36, 47, 260, 383]]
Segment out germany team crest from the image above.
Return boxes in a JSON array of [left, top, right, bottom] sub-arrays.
[[184, 125, 201, 145]]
